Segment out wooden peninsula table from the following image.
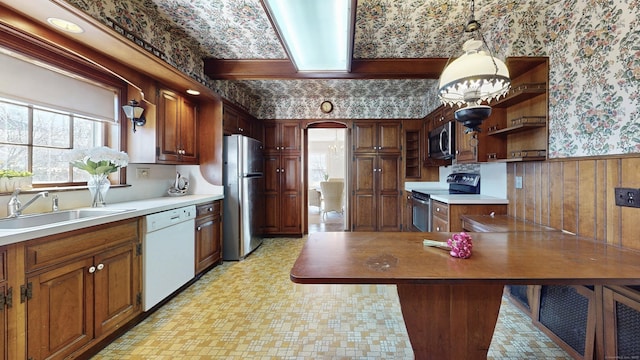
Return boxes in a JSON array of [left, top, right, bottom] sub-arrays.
[[290, 232, 640, 360]]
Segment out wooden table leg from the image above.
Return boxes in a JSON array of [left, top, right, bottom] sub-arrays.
[[397, 283, 504, 360]]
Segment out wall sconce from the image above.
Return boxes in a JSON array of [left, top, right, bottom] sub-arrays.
[[122, 99, 146, 133]]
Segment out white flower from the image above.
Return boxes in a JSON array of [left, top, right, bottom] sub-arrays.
[[68, 146, 129, 176]]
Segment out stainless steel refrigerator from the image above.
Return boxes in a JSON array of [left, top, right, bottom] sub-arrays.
[[223, 134, 264, 260]]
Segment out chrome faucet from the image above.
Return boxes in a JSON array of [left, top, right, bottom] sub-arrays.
[[6, 189, 49, 218], [52, 194, 59, 212]]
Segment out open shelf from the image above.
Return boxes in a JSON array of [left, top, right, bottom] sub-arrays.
[[487, 119, 547, 136], [493, 83, 546, 108]]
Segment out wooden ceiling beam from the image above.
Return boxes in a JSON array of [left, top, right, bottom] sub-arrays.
[[204, 58, 449, 80]]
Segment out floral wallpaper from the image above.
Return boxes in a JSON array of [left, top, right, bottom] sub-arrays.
[[61, 0, 640, 157], [545, 0, 640, 157]]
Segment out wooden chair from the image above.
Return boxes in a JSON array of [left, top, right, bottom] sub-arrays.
[[320, 181, 344, 220]]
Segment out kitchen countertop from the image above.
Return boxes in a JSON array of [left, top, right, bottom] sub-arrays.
[[429, 194, 509, 205], [0, 194, 224, 245], [404, 182, 508, 205]]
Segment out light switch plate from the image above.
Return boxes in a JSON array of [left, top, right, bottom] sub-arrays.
[[136, 168, 150, 179], [614, 187, 640, 208], [515, 176, 523, 189]]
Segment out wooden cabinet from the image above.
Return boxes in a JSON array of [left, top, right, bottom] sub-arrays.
[[24, 219, 141, 360], [195, 200, 223, 275], [157, 88, 198, 164], [352, 154, 401, 231], [431, 201, 507, 232], [485, 57, 549, 162], [263, 153, 302, 235], [263, 120, 301, 153], [262, 120, 302, 236], [603, 285, 640, 359], [403, 191, 414, 232], [431, 201, 450, 232], [353, 121, 401, 154], [0, 249, 7, 360], [352, 121, 402, 231], [223, 103, 260, 140], [403, 120, 423, 179]]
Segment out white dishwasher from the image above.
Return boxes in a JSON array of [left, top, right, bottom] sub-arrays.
[[143, 205, 196, 311]]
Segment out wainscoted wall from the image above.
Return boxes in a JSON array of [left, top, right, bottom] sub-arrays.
[[507, 157, 640, 250]]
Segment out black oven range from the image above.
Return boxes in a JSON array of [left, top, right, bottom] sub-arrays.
[[411, 173, 480, 232]]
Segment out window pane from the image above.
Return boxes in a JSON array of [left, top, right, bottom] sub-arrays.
[[33, 109, 71, 148], [74, 116, 104, 149], [0, 100, 29, 144], [0, 144, 28, 171], [32, 147, 70, 183]]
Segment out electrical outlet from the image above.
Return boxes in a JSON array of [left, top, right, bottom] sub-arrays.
[[614, 187, 640, 208], [515, 176, 523, 189], [136, 168, 150, 179]]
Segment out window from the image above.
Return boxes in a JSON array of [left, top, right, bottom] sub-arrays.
[[0, 46, 124, 189], [0, 97, 119, 185]]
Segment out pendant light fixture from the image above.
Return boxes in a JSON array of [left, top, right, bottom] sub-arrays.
[[438, 0, 510, 131]]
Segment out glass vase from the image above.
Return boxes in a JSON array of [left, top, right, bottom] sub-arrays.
[[88, 174, 110, 207]]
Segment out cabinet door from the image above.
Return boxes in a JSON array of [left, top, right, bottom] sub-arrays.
[[353, 122, 377, 153], [377, 122, 402, 153], [158, 89, 197, 163], [27, 257, 95, 360], [94, 243, 140, 337], [237, 114, 251, 136], [195, 214, 221, 274], [352, 155, 376, 231], [263, 122, 279, 153], [158, 89, 181, 162], [223, 106, 238, 135], [179, 96, 198, 162], [432, 215, 449, 232], [280, 155, 301, 234], [279, 121, 301, 152], [0, 283, 6, 360], [455, 121, 477, 163], [377, 155, 401, 231]]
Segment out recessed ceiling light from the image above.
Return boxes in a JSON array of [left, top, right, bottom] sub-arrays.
[[186, 89, 200, 96], [47, 17, 84, 34]]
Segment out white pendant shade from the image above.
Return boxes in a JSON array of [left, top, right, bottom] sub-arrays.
[[438, 40, 510, 107]]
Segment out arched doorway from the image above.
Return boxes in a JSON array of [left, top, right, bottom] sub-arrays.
[[304, 121, 349, 233]]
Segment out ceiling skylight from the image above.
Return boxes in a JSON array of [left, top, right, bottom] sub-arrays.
[[264, 0, 353, 72]]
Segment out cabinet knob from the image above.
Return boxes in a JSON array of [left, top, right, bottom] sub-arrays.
[[436, 207, 441, 212], [436, 226, 441, 231], [197, 226, 202, 231], [276, 169, 280, 173], [208, 207, 213, 212], [281, 168, 285, 173], [97, 263, 105, 271], [89, 266, 96, 274], [239, 127, 244, 132]]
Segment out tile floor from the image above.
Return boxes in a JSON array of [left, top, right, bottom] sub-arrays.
[[93, 237, 570, 359]]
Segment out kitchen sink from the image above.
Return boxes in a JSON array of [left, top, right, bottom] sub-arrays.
[[0, 209, 133, 230]]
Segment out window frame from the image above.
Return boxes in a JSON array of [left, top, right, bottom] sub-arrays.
[[0, 25, 129, 188]]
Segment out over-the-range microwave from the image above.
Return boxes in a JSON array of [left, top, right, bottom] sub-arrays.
[[428, 121, 455, 160]]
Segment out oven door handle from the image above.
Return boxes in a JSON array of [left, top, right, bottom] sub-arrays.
[[412, 197, 430, 205]]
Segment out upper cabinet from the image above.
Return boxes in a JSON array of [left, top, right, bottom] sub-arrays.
[[223, 102, 262, 141], [263, 120, 301, 153], [353, 121, 402, 154], [157, 88, 198, 164]]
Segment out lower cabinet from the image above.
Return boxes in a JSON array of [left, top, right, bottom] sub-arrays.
[[603, 285, 640, 359], [195, 200, 223, 275], [0, 248, 7, 360], [430, 201, 507, 232], [23, 219, 141, 360], [534, 285, 596, 360]]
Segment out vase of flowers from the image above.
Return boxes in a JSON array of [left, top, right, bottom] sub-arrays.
[[67, 146, 129, 207]]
